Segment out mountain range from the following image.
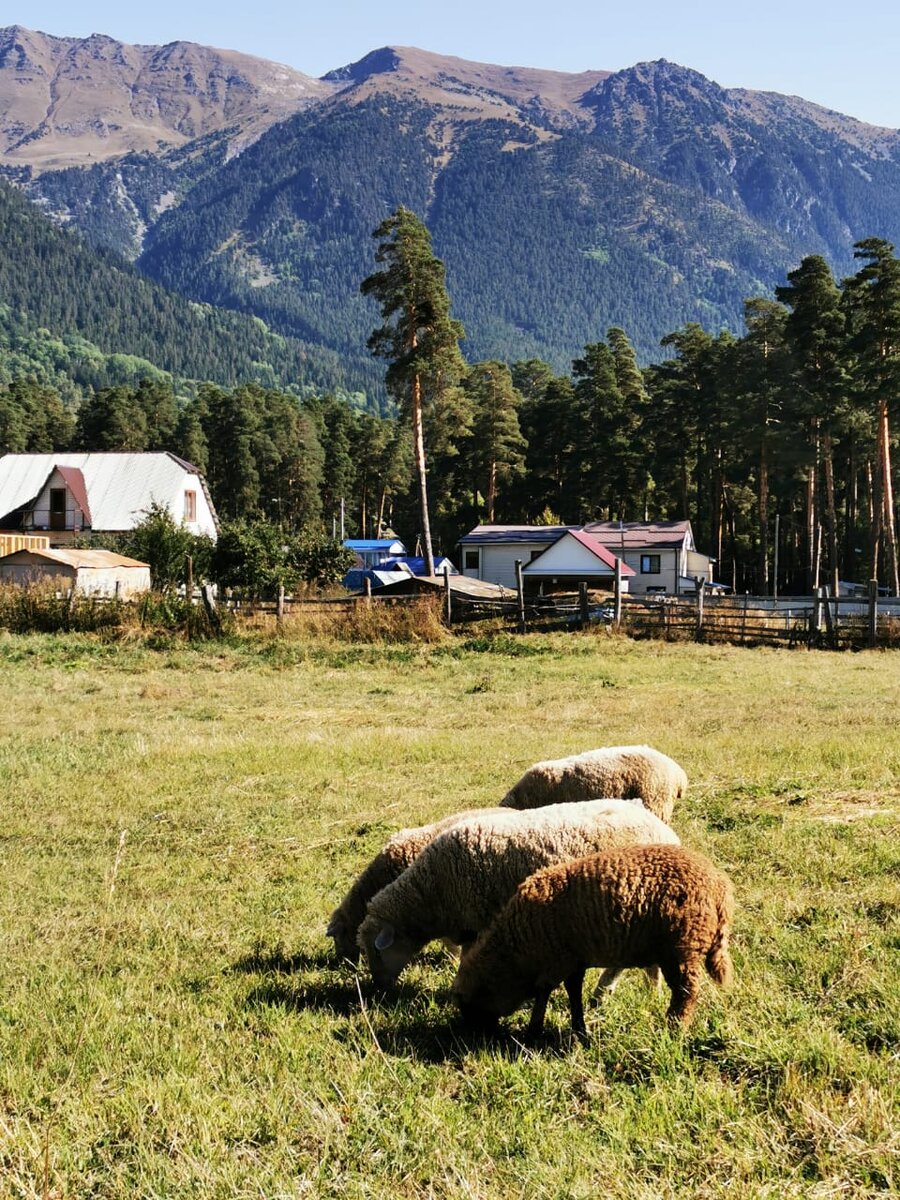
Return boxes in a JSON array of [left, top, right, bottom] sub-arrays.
[[4, 25, 900, 398]]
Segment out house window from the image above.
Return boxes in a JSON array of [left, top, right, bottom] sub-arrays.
[[184, 490, 197, 522], [464, 549, 480, 571], [646, 585, 667, 594], [641, 554, 661, 574], [528, 549, 543, 562]]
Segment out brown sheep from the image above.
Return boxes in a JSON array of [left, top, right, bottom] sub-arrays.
[[452, 843, 734, 1039]]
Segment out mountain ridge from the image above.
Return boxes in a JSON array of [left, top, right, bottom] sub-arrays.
[[4, 28, 900, 396]]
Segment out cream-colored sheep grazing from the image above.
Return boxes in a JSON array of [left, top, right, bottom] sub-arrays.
[[357, 799, 680, 988], [452, 844, 734, 1038], [501, 745, 687, 824], [326, 809, 496, 962]]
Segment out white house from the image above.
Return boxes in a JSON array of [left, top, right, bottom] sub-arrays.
[[0, 453, 218, 544], [522, 529, 635, 593], [459, 520, 714, 596], [583, 521, 714, 595]]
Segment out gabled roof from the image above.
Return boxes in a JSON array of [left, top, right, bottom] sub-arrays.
[[583, 520, 694, 550], [0, 453, 212, 531], [524, 529, 636, 576]]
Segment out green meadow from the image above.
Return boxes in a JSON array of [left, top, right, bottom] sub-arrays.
[[0, 629, 897, 1198]]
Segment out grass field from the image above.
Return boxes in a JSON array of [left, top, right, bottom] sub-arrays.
[[1, 627, 898, 1198]]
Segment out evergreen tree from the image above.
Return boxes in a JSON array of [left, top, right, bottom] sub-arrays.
[[842, 237, 900, 593], [361, 206, 465, 574], [463, 361, 526, 523], [74, 385, 148, 451], [776, 256, 849, 594]]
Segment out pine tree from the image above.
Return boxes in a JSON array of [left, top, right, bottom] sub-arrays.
[[776, 256, 849, 595], [463, 361, 526, 523], [361, 207, 465, 574], [843, 237, 900, 594]]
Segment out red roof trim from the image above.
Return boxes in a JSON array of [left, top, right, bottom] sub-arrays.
[[55, 466, 92, 526], [528, 529, 636, 575]]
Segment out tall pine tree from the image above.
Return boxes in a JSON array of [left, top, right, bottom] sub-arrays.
[[361, 207, 465, 574]]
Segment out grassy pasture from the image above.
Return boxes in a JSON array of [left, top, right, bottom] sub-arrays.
[[0, 629, 898, 1198]]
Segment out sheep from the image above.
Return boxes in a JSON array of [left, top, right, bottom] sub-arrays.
[[500, 745, 688, 824], [325, 809, 497, 962], [452, 843, 734, 1039], [357, 799, 680, 988]]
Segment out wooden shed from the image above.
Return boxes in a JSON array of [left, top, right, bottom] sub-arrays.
[[0, 548, 151, 598]]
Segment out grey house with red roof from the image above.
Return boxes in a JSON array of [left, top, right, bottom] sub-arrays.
[[459, 520, 715, 595]]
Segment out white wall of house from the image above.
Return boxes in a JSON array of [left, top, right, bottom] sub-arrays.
[[464, 541, 552, 590], [619, 548, 681, 594]]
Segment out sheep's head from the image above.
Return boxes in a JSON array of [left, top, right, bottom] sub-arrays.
[[357, 917, 422, 988], [452, 950, 529, 1029], [325, 911, 360, 964]]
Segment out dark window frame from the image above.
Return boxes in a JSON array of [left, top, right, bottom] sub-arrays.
[[641, 553, 661, 574]]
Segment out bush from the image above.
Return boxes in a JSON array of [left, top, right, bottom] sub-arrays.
[[212, 520, 355, 597]]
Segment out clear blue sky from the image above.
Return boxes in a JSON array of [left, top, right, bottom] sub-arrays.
[[13, 0, 900, 128]]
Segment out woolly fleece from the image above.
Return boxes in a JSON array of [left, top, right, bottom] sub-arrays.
[[358, 798, 680, 986], [501, 744, 688, 823], [452, 843, 734, 1035]]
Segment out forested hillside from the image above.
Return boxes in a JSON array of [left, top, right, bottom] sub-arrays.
[[0, 179, 358, 400]]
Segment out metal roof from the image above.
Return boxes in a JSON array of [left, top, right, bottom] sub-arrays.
[[459, 524, 576, 545], [583, 520, 694, 549], [0, 548, 149, 569], [0, 453, 211, 531], [344, 539, 406, 552]]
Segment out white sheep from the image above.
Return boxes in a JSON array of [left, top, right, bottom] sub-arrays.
[[325, 809, 497, 962], [500, 745, 687, 824], [357, 799, 680, 988], [452, 843, 734, 1038]]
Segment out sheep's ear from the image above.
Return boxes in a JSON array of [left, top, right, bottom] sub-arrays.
[[325, 915, 340, 937], [374, 924, 395, 951]]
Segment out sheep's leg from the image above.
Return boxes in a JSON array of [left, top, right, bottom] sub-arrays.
[[660, 958, 701, 1027], [594, 967, 623, 993], [644, 965, 662, 991], [524, 987, 552, 1039], [564, 968, 587, 1039]]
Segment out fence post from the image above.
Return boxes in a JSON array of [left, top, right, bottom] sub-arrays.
[[822, 584, 836, 647], [695, 577, 705, 640], [515, 559, 526, 634], [810, 587, 822, 643], [614, 558, 623, 628], [868, 578, 878, 647], [579, 581, 589, 628], [201, 583, 222, 635], [276, 582, 285, 631], [363, 577, 372, 606], [185, 554, 193, 603], [444, 567, 453, 626]]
